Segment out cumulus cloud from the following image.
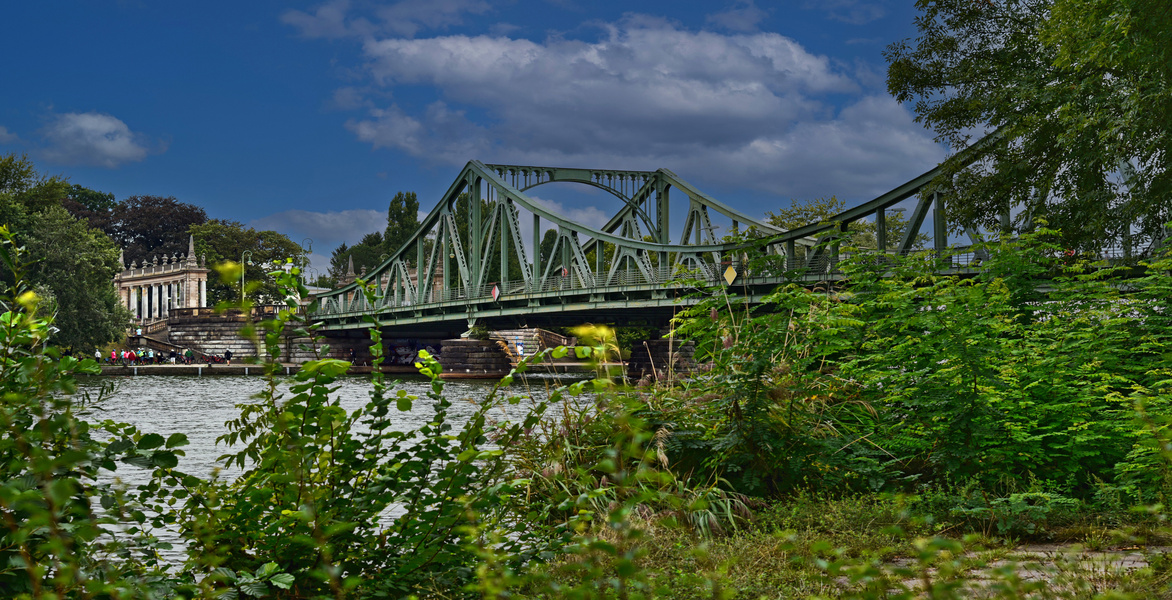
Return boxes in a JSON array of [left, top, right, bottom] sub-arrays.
[[337, 17, 941, 200], [527, 196, 610, 231], [0, 126, 18, 144], [706, 0, 768, 32], [809, 0, 887, 25], [671, 95, 945, 198], [38, 112, 158, 168], [251, 208, 385, 272], [282, 0, 490, 39], [281, 0, 372, 39]]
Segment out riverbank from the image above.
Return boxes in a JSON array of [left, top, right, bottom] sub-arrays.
[[94, 360, 606, 376], [541, 493, 1172, 598]]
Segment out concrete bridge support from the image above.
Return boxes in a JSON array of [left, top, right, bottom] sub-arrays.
[[437, 339, 513, 379], [627, 336, 695, 383]]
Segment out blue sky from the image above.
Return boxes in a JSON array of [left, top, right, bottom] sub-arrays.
[[0, 1, 943, 271]]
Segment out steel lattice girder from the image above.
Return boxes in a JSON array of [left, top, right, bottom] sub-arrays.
[[315, 133, 1002, 326]]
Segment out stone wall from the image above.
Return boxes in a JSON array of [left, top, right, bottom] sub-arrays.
[[167, 310, 260, 359], [627, 338, 696, 383]]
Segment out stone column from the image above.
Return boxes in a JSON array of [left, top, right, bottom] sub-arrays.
[[154, 285, 161, 319], [132, 286, 138, 319], [200, 280, 207, 308]]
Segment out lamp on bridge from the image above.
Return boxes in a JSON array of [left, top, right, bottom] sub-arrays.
[[240, 250, 254, 304]]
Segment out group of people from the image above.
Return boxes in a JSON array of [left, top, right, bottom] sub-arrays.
[[101, 347, 208, 365]]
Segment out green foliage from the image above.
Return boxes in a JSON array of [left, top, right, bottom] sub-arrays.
[[0, 153, 70, 214], [326, 191, 422, 287], [172, 270, 568, 598], [192, 219, 307, 305], [108, 195, 208, 265], [384, 190, 421, 258], [661, 230, 1172, 503], [886, 0, 1172, 252], [0, 228, 188, 599], [0, 154, 129, 351], [23, 206, 130, 351], [765, 195, 925, 251], [327, 231, 385, 284]]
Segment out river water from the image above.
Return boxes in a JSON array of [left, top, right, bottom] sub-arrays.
[[80, 373, 576, 481], [77, 372, 585, 564]]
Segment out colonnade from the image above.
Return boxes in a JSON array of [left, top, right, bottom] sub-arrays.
[[125, 279, 207, 321], [113, 236, 211, 324]]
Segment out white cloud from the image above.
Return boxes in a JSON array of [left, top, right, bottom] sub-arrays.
[[670, 95, 945, 199], [251, 208, 384, 273], [706, 0, 768, 32], [339, 17, 942, 200], [38, 112, 157, 168], [809, 0, 887, 25], [281, 0, 372, 39], [282, 0, 490, 39], [375, 0, 491, 37], [0, 126, 18, 144], [527, 196, 610, 231]]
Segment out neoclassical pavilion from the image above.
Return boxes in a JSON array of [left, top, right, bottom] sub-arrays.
[[113, 236, 210, 323]]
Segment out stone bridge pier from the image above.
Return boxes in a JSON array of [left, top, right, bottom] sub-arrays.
[[626, 332, 696, 384]]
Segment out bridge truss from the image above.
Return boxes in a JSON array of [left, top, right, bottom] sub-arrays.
[[314, 150, 993, 335]]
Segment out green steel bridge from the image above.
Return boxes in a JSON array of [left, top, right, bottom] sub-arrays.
[[311, 137, 1026, 338]]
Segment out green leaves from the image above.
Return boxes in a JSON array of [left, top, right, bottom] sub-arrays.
[[887, 0, 1172, 253], [137, 433, 165, 450]]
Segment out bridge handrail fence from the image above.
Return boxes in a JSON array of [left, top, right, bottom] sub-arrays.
[[317, 241, 1151, 318]]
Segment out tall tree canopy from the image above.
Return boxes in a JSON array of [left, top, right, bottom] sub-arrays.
[[24, 207, 129, 351], [328, 232, 385, 283], [0, 153, 128, 350], [384, 191, 420, 257], [886, 0, 1172, 252], [325, 191, 423, 286], [62, 184, 117, 232], [191, 219, 306, 305], [108, 195, 207, 264], [766, 196, 923, 250]]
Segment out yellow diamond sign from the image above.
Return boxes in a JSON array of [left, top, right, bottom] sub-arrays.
[[723, 265, 737, 285]]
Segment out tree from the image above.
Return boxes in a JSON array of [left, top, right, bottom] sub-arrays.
[[190, 219, 306, 305], [384, 191, 420, 258], [539, 229, 558, 266], [327, 232, 385, 284], [885, 0, 1172, 252], [0, 153, 70, 214], [0, 153, 128, 350], [766, 196, 923, 250], [62, 184, 117, 231], [23, 207, 129, 351], [109, 195, 207, 264]]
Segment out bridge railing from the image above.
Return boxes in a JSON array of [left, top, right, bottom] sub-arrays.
[[318, 243, 1161, 318]]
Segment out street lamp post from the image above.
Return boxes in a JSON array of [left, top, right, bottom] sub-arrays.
[[240, 250, 254, 304]]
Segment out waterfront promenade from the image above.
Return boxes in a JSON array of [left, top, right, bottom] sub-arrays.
[[96, 360, 595, 377]]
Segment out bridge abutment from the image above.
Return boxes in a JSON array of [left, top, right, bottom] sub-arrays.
[[436, 338, 513, 379], [627, 336, 695, 384]]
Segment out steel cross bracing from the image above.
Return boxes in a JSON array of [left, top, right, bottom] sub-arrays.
[[313, 137, 1007, 333]]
